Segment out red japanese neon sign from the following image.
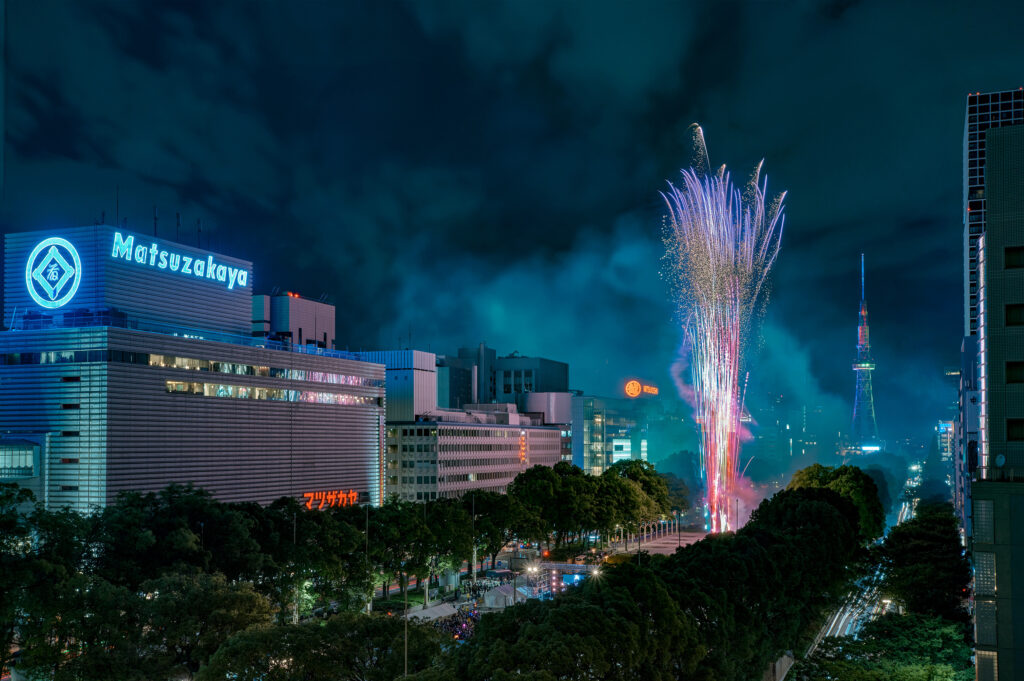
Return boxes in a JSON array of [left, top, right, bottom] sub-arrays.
[[302, 489, 358, 510]]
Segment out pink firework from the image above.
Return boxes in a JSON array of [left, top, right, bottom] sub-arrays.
[[662, 126, 785, 532]]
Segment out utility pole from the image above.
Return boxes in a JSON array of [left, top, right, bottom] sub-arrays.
[[365, 504, 371, 614], [404, 574, 408, 677], [292, 512, 299, 624], [471, 493, 477, 587]]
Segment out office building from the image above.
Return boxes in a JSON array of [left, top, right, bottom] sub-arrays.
[[960, 89, 1024, 681], [436, 343, 569, 407], [0, 225, 386, 512], [572, 394, 649, 476], [352, 350, 562, 501], [965, 89, 1024, 337]]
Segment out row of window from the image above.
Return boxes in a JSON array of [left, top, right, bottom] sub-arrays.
[[391, 427, 438, 438], [397, 476, 437, 485], [148, 354, 384, 388], [391, 460, 437, 468], [441, 471, 514, 484], [166, 381, 381, 406], [399, 444, 436, 453], [439, 457, 520, 468], [0, 350, 383, 393]]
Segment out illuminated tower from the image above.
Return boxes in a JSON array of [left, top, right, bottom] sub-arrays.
[[851, 254, 878, 448]]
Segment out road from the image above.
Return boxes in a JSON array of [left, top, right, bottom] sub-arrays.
[[804, 474, 919, 662]]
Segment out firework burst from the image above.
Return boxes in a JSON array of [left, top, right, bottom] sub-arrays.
[[663, 126, 785, 533]]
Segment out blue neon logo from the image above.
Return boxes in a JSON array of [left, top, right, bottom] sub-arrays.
[[25, 237, 82, 309], [110, 231, 249, 291]]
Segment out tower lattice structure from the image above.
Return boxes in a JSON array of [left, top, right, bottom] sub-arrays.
[[851, 254, 878, 446]]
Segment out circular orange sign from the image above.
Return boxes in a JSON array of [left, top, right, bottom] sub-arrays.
[[625, 380, 642, 398]]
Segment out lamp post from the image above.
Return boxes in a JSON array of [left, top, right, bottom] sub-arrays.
[[403, 572, 408, 677]]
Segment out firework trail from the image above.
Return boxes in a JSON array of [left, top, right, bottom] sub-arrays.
[[662, 125, 785, 533]]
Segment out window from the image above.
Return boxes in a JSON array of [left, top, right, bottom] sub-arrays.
[[1007, 304, 1024, 326], [976, 651, 998, 681], [61, 403, 80, 410], [60, 485, 79, 491], [61, 376, 80, 382], [60, 458, 79, 464], [976, 600, 997, 646], [61, 431, 80, 437], [1009, 362, 1024, 384], [1006, 246, 1024, 268], [975, 500, 995, 543], [1008, 419, 1024, 441], [976, 551, 997, 595]]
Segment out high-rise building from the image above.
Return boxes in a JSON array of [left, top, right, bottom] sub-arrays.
[[0, 226, 387, 512], [960, 88, 1024, 681], [964, 89, 1024, 337], [851, 254, 880, 451]]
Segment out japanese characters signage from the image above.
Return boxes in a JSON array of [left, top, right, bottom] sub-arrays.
[[302, 489, 358, 509]]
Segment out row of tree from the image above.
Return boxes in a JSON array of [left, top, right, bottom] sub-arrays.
[[793, 501, 973, 680], [1, 460, 679, 680], [204, 468, 881, 681]]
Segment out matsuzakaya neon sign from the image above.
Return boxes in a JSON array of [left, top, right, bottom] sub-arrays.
[[111, 231, 249, 291], [303, 489, 358, 510]]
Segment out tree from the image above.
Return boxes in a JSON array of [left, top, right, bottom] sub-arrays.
[[881, 503, 970, 621], [368, 499, 431, 602], [453, 564, 703, 681], [466, 491, 521, 569], [507, 465, 561, 545], [793, 613, 973, 681], [421, 498, 473, 604], [93, 484, 264, 589], [142, 572, 274, 680], [662, 472, 690, 512], [788, 464, 885, 542], [0, 484, 34, 678], [16, 573, 153, 681], [198, 612, 444, 681], [603, 460, 671, 516]]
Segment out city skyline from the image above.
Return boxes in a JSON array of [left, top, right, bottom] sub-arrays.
[[2, 2, 1024, 446]]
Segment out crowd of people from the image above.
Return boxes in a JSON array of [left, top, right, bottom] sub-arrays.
[[432, 606, 481, 641]]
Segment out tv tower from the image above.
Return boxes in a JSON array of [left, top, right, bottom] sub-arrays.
[[851, 254, 879, 449]]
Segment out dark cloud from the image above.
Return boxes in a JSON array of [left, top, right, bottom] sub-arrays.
[[2, 0, 1021, 449]]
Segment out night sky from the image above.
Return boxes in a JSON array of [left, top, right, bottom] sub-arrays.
[[4, 0, 1024, 451]]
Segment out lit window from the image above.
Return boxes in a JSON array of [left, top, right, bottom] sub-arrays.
[[976, 551, 997, 596], [976, 599, 997, 646], [975, 500, 995, 543]]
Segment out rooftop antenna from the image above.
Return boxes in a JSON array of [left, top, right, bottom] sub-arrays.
[[860, 253, 865, 302], [0, 0, 6, 202]]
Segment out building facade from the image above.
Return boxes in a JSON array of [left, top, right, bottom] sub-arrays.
[[960, 90, 1024, 681], [1, 226, 386, 512], [571, 395, 649, 476], [353, 350, 563, 501]]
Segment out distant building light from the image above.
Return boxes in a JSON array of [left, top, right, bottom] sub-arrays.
[[861, 445, 881, 452]]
